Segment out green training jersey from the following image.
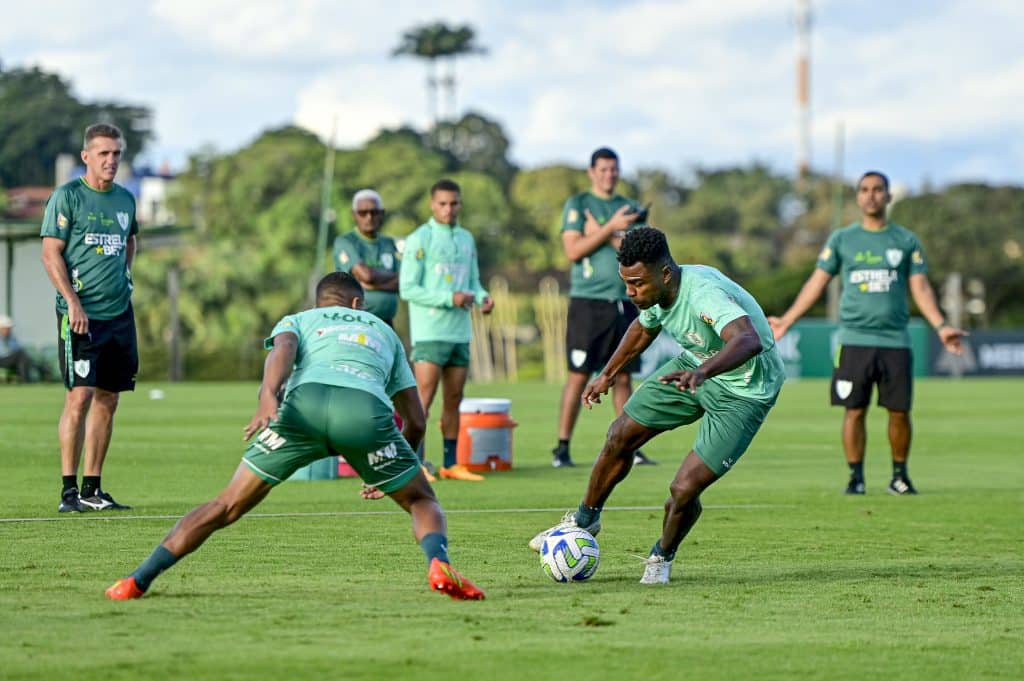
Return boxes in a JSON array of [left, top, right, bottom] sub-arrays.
[[561, 191, 642, 300], [638, 265, 785, 403], [39, 177, 138, 319], [333, 230, 400, 322], [265, 306, 415, 409], [399, 218, 488, 344], [817, 222, 928, 348]]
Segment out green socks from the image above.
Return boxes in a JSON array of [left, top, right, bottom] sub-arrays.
[[420, 532, 450, 566], [131, 545, 179, 592]]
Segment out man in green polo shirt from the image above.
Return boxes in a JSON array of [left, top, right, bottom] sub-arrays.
[[399, 179, 493, 482], [105, 272, 484, 601], [529, 227, 785, 584], [333, 188, 399, 325], [769, 171, 966, 495], [552, 147, 656, 468], [40, 123, 139, 514]]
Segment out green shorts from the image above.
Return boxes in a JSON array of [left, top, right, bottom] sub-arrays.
[[242, 383, 420, 493], [410, 341, 470, 368], [623, 357, 778, 476]]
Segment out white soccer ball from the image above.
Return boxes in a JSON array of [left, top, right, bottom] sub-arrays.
[[540, 527, 600, 582]]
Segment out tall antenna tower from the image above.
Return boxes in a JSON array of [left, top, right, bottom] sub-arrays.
[[796, 0, 812, 181]]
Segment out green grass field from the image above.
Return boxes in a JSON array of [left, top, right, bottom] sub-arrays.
[[1, 378, 1021, 680]]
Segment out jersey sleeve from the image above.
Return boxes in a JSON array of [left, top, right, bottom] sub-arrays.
[[638, 307, 663, 331], [399, 228, 453, 308], [333, 235, 359, 273], [698, 285, 750, 338], [560, 195, 584, 234], [385, 331, 417, 396], [816, 230, 842, 275], [466, 233, 489, 302], [264, 314, 300, 350], [40, 187, 73, 240], [908, 233, 928, 276]]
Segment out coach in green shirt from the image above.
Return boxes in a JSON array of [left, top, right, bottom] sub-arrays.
[[333, 189, 399, 324], [40, 123, 139, 515], [770, 171, 966, 496], [529, 227, 784, 585], [400, 179, 493, 482]]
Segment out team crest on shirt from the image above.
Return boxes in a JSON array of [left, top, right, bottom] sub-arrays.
[[570, 349, 587, 368], [567, 209, 579, 224], [835, 380, 853, 399], [685, 332, 704, 347], [339, 251, 349, 265], [700, 312, 715, 326], [57, 212, 69, 229], [911, 250, 923, 265], [381, 253, 394, 269], [117, 212, 131, 230], [74, 359, 91, 378], [885, 249, 903, 267], [818, 246, 832, 261]]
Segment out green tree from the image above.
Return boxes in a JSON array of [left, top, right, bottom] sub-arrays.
[[426, 111, 517, 190], [0, 66, 152, 187]]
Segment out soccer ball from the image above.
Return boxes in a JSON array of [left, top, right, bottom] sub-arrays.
[[540, 528, 600, 582]]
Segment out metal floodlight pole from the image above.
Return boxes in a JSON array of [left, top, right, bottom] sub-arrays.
[[796, 0, 812, 182], [311, 117, 338, 303]]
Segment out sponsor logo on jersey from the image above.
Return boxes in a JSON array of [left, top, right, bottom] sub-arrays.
[[700, 313, 715, 326], [911, 250, 924, 265], [685, 331, 704, 347], [256, 429, 287, 451], [885, 249, 903, 267], [57, 212, 69, 229], [84, 233, 128, 256], [415, 248, 424, 260], [339, 251, 349, 265], [817, 246, 832, 261], [835, 380, 853, 399], [71, 268, 83, 292], [567, 209, 579, 224], [368, 442, 398, 467], [117, 212, 131, 231], [850, 269, 898, 293], [854, 250, 884, 265]]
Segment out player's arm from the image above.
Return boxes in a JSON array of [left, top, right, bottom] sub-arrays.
[[909, 273, 967, 354], [41, 236, 90, 335], [391, 386, 426, 451], [582, 320, 659, 408], [350, 262, 399, 291], [125, 234, 137, 270], [243, 332, 297, 440], [767, 268, 832, 340], [399, 233, 453, 308], [660, 316, 763, 394], [562, 205, 639, 262]]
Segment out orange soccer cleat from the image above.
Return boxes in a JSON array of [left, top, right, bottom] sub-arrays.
[[439, 464, 484, 482], [428, 558, 485, 600], [105, 576, 145, 600]]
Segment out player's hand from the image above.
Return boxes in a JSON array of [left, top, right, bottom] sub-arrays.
[[67, 300, 89, 335], [659, 368, 706, 394], [481, 296, 495, 314], [452, 291, 475, 308], [360, 484, 385, 501], [938, 326, 968, 355], [767, 316, 789, 340], [582, 209, 603, 236], [243, 395, 279, 440], [581, 374, 612, 409]]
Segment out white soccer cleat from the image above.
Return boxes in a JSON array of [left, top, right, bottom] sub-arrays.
[[639, 554, 673, 584], [528, 510, 601, 552]]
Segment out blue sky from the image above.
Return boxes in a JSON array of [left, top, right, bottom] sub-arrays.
[[3, 0, 1022, 190]]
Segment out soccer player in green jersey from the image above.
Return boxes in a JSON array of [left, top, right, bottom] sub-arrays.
[[530, 227, 785, 584], [105, 272, 484, 601], [40, 123, 139, 514], [552, 147, 656, 468], [333, 189, 399, 324], [400, 179, 493, 482], [769, 171, 966, 495]]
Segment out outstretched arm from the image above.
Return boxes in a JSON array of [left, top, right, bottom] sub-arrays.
[[768, 268, 832, 340], [909, 273, 967, 354]]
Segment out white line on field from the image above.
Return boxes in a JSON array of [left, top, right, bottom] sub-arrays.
[[0, 504, 787, 524]]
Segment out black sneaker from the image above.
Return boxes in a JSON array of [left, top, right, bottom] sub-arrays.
[[551, 444, 575, 468], [632, 450, 657, 466], [845, 477, 866, 495], [79, 489, 132, 511], [58, 488, 83, 513], [887, 476, 917, 495]]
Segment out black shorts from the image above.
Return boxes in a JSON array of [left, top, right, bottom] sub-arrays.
[[58, 305, 138, 392], [831, 345, 912, 411], [565, 297, 640, 374]]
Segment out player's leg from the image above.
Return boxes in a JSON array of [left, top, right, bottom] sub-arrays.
[[411, 356, 443, 477], [438, 360, 482, 480], [57, 387, 92, 512], [553, 371, 589, 466], [78, 388, 124, 507], [878, 347, 916, 494], [831, 345, 875, 494]]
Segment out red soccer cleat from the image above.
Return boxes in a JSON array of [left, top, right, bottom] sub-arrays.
[[428, 558, 485, 600], [105, 576, 145, 600]]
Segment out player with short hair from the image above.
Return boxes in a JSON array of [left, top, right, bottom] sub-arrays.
[[40, 122, 139, 513], [769, 171, 966, 495], [552, 147, 655, 468], [105, 272, 484, 601], [530, 227, 785, 584], [333, 188, 400, 325], [399, 179, 494, 482]]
